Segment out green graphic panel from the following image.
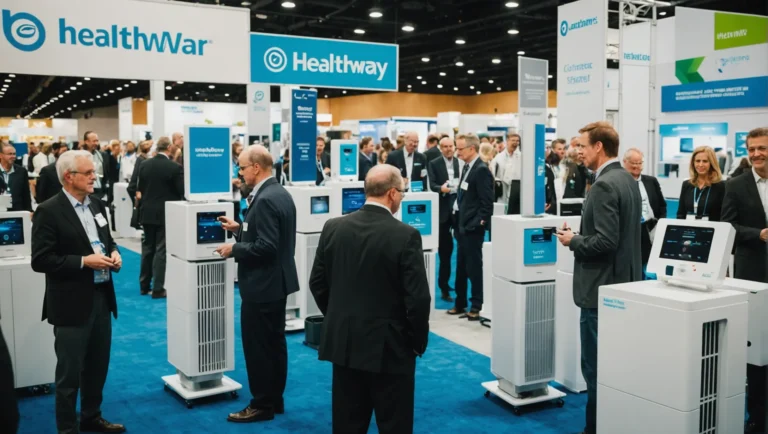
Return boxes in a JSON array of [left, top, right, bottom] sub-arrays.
[[675, 57, 705, 84], [714, 12, 768, 50]]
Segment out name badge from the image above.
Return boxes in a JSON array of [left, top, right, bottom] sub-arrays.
[[94, 213, 108, 228], [461, 181, 469, 191], [421, 169, 427, 178], [243, 223, 249, 232]]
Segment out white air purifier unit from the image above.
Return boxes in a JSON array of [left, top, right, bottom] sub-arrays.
[[424, 250, 436, 318], [480, 242, 493, 326]]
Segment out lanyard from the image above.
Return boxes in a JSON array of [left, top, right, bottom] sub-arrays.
[[693, 186, 711, 216]]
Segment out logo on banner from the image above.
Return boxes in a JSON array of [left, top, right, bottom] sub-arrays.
[[263, 46, 388, 81], [1, 10, 46, 52], [559, 17, 599, 37], [264, 47, 288, 72], [718, 55, 750, 73]]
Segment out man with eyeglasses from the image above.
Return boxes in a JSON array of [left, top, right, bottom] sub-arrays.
[[722, 127, 768, 434], [31, 150, 125, 434], [386, 131, 428, 192], [0, 142, 32, 212], [622, 148, 665, 274]]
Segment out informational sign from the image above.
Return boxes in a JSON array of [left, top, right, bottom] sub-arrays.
[[250, 33, 398, 91], [359, 120, 389, 145], [332, 140, 358, 180], [663, 8, 768, 112], [658, 123, 728, 162], [518, 56, 549, 216], [247, 83, 271, 139], [523, 228, 557, 266], [184, 125, 232, 201], [735, 132, 748, 157], [288, 88, 318, 184], [0, 0, 249, 83], [556, 0, 607, 138], [272, 123, 281, 142], [401, 201, 432, 236]]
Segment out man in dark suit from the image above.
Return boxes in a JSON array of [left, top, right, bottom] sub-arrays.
[[126, 140, 150, 207], [722, 127, 768, 434], [386, 131, 428, 192], [423, 134, 441, 165], [31, 150, 125, 434], [358, 136, 377, 181], [428, 137, 460, 302], [0, 321, 18, 433], [622, 148, 667, 270], [136, 136, 184, 298], [81, 132, 110, 202], [309, 164, 431, 434], [216, 145, 299, 423], [316, 137, 331, 185], [447, 134, 494, 320], [0, 142, 32, 212], [36, 143, 69, 204], [556, 122, 642, 434]]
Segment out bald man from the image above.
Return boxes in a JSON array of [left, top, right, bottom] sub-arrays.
[[385, 131, 428, 192], [216, 145, 299, 423], [622, 148, 665, 269]]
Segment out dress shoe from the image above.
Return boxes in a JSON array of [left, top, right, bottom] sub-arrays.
[[745, 421, 764, 433], [227, 405, 274, 423], [80, 417, 126, 433], [447, 307, 465, 315], [140, 289, 150, 296], [440, 292, 454, 302], [275, 401, 284, 414], [467, 310, 481, 321], [152, 290, 167, 299]]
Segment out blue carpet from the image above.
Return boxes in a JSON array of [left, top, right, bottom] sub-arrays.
[[17, 247, 586, 434]]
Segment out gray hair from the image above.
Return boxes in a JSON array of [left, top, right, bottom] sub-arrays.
[[56, 150, 93, 185], [623, 147, 643, 161], [156, 136, 171, 152], [457, 133, 480, 152], [364, 165, 403, 197], [244, 144, 274, 171]]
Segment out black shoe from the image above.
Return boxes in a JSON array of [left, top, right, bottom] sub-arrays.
[[80, 417, 126, 433], [440, 292, 454, 302], [140, 289, 150, 295], [227, 405, 274, 423], [467, 310, 481, 321], [151, 290, 167, 299], [275, 401, 284, 414], [447, 307, 466, 315], [745, 421, 764, 433]]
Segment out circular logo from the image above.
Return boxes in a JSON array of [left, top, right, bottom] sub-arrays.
[[263, 47, 288, 73], [2, 10, 46, 52], [254, 90, 265, 102], [560, 20, 569, 37]]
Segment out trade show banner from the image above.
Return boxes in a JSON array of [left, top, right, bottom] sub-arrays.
[[619, 22, 652, 164], [184, 125, 232, 201], [0, 0, 249, 83], [518, 56, 549, 216], [250, 33, 398, 91], [118, 97, 133, 141], [658, 122, 728, 162], [663, 8, 768, 112], [735, 132, 748, 157], [288, 89, 318, 184], [556, 0, 608, 139], [247, 83, 271, 139]]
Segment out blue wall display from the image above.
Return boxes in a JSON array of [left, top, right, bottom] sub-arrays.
[[523, 228, 557, 266], [359, 120, 388, 144], [338, 143, 358, 176], [661, 76, 768, 112], [289, 89, 318, 184], [186, 126, 231, 198], [250, 33, 398, 91], [735, 132, 748, 157], [401, 200, 432, 236], [534, 124, 547, 215]]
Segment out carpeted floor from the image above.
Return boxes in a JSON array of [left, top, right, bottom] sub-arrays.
[[17, 246, 586, 434]]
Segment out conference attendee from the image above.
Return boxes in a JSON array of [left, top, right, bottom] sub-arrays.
[[106, 141, 121, 231], [136, 136, 184, 298], [622, 148, 666, 271], [0, 322, 18, 434], [385, 131, 428, 192], [32, 142, 55, 174], [171, 132, 184, 168], [35, 144, 69, 204], [378, 149, 389, 165], [730, 157, 751, 178], [0, 142, 32, 212], [562, 144, 590, 199], [315, 137, 331, 186], [25, 142, 39, 173], [493, 132, 521, 209], [721, 127, 768, 434], [555, 121, 642, 434], [495, 137, 505, 155], [126, 140, 151, 206], [308, 164, 431, 434], [448, 134, 494, 320], [119, 141, 137, 182], [82, 132, 110, 201], [676, 146, 725, 221], [231, 142, 244, 224], [423, 134, 441, 164], [31, 150, 125, 434], [549, 138, 567, 179], [215, 145, 299, 423], [358, 136, 377, 181], [395, 136, 405, 150], [428, 137, 461, 302], [380, 137, 393, 153]]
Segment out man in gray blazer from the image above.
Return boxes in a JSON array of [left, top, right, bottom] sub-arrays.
[[556, 121, 642, 434]]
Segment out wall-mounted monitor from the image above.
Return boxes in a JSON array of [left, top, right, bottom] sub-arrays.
[[341, 187, 365, 215], [679, 137, 694, 153]]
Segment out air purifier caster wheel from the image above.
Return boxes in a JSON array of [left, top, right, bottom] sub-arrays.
[[185, 400, 194, 409], [484, 391, 491, 398], [556, 399, 565, 408], [230, 391, 238, 399]]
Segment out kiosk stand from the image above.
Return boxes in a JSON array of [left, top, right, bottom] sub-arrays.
[[480, 204, 507, 327]]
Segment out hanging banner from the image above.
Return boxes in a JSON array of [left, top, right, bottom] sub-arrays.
[[557, 0, 607, 139], [0, 0, 249, 83], [619, 21, 652, 163], [247, 83, 271, 139], [518, 56, 549, 217], [184, 125, 232, 201], [663, 8, 768, 112], [288, 89, 317, 184], [118, 97, 133, 141], [250, 33, 398, 91]]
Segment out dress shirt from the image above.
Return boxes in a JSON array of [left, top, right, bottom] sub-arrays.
[[405, 151, 415, 179], [246, 176, 273, 206], [443, 156, 458, 192], [499, 149, 522, 184], [364, 201, 393, 216], [753, 168, 768, 226], [594, 158, 619, 182], [63, 189, 109, 282], [0, 164, 14, 194], [635, 176, 654, 222], [454, 155, 480, 212], [120, 153, 137, 182]]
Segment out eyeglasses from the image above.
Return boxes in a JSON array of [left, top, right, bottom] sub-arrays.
[[239, 164, 254, 171], [393, 188, 405, 196], [70, 170, 96, 177], [626, 161, 644, 166], [456, 146, 468, 151]]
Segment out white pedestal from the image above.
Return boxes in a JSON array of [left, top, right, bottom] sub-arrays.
[[162, 374, 242, 408], [481, 381, 566, 415], [480, 242, 493, 322], [555, 270, 586, 393], [113, 182, 138, 238]]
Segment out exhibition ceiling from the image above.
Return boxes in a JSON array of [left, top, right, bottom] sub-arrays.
[[0, 0, 765, 119]]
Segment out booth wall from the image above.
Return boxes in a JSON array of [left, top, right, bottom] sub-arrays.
[[73, 106, 119, 141]]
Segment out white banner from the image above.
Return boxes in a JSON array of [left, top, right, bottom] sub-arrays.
[[619, 22, 653, 166], [247, 83, 271, 141], [118, 97, 133, 141], [556, 0, 607, 139], [0, 0, 249, 83], [518, 57, 549, 216]]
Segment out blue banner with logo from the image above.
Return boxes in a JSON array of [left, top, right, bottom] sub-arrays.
[[534, 124, 546, 215], [401, 201, 432, 236], [338, 143, 357, 176], [359, 120, 388, 144], [187, 126, 231, 196], [289, 89, 317, 184], [523, 228, 557, 266], [735, 132, 748, 157], [250, 33, 398, 91], [661, 76, 768, 112]]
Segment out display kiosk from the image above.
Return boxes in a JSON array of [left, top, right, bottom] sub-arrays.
[[0, 212, 55, 391], [597, 219, 747, 434], [480, 203, 508, 325], [329, 181, 366, 218], [113, 182, 138, 238], [330, 140, 359, 182]]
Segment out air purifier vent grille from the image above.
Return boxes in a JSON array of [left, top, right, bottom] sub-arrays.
[[524, 283, 556, 383], [699, 320, 722, 434], [423, 253, 432, 276], [196, 262, 227, 374], [305, 234, 321, 316]]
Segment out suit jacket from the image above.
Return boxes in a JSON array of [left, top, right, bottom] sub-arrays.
[[456, 159, 494, 235], [106, 153, 120, 183], [570, 162, 642, 309], [233, 178, 300, 303], [358, 152, 377, 181], [428, 156, 460, 224], [545, 164, 558, 215], [315, 153, 331, 186], [638, 174, 667, 264], [386, 148, 428, 192], [423, 146, 442, 165], [722, 172, 768, 283], [35, 163, 61, 204], [676, 180, 725, 221], [137, 154, 184, 226], [0, 165, 32, 212], [309, 204, 431, 374], [126, 154, 148, 204], [31, 191, 119, 326], [562, 162, 589, 199]]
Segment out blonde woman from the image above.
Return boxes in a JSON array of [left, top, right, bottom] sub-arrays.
[[676, 146, 725, 221], [479, 142, 497, 173]]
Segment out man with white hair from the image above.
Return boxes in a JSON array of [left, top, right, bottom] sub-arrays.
[[32, 150, 125, 434], [385, 131, 428, 192]]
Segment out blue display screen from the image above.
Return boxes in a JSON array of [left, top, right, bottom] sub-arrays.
[[660, 225, 714, 263], [402, 201, 432, 236], [523, 228, 557, 266], [339, 145, 357, 175], [679, 137, 694, 153], [197, 212, 226, 244], [342, 188, 365, 215], [311, 196, 330, 215], [0, 218, 23, 246]]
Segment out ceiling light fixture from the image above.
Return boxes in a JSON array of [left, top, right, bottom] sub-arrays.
[[70, 86, 76, 90], [324, 95, 328, 98], [517, 50, 525, 55], [281, 1, 296, 8], [659, 11, 667, 16], [470, 85, 475, 89], [59, 94, 64, 98], [354, 29, 365, 35], [177, 81, 184, 84], [174, 96, 179, 100], [407, 84, 412, 88], [439, 72, 446, 76], [507, 29, 520, 35], [467, 69, 475, 74], [103, 93, 107, 96], [165, 86, 171, 90], [437, 84, 443, 89], [454, 87, 459, 91], [131, 80, 137, 84], [497, 87, 502, 91], [3, 79, 10, 83], [124, 84, 130, 87], [255, 14, 268, 19], [421, 57, 430, 62], [455, 61, 464, 67], [505, 2, 519, 7], [1, 84, 7, 88], [109, 90, 114, 93], [89, 99, 94, 102], [476, 91, 482, 94], [76, 81, 82, 85], [369, 8, 383, 18], [455, 38, 466, 45], [492, 58, 501, 64], [225, 93, 230, 97], [116, 87, 122, 90], [65, 90, 70, 93], [342, 90, 347, 94], [96, 95, 101, 99], [84, 77, 91, 81], [195, 91, 200, 95], [241, 1, 251, 5], [8, 74, 14, 78], [421, 80, 427, 85], [402, 24, 415, 32], [488, 79, 494, 83], [81, 99, 86, 103], [548, 74, 553, 78], [209, 85, 215, 89]]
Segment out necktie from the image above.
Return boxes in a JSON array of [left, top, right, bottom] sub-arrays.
[[458, 164, 469, 203]]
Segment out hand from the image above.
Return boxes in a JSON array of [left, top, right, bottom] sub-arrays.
[[83, 254, 113, 270], [217, 216, 240, 232], [110, 251, 122, 271], [215, 243, 233, 258], [545, 203, 552, 211], [555, 229, 575, 246], [761, 228, 768, 242], [480, 220, 486, 226], [324, 167, 331, 175], [232, 178, 241, 188], [440, 183, 451, 194], [136, 191, 142, 201]]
